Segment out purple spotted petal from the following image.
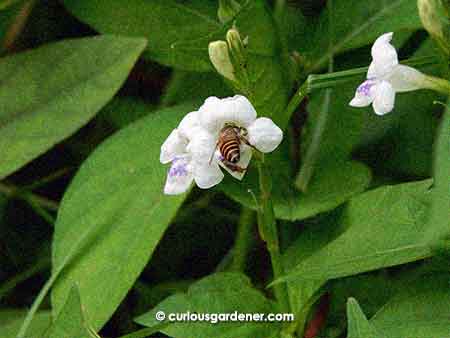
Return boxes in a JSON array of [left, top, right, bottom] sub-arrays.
[[357, 80, 376, 97]]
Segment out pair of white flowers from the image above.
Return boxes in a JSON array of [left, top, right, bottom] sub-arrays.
[[160, 96, 283, 195]]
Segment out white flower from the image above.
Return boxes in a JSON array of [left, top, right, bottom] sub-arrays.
[[161, 111, 223, 195], [198, 95, 283, 180], [160, 95, 283, 195], [349, 32, 427, 115]]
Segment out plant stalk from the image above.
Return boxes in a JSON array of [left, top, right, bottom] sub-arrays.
[[230, 207, 255, 272], [255, 154, 290, 312]]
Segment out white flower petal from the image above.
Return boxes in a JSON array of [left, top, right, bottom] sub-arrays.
[[373, 81, 396, 115], [193, 161, 224, 189], [164, 156, 193, 195], [349, 80, 377, 107], [199, 95, 257, 133], [370, 32, 398, 78], [247, 117, 283, 153], [387, 64, 426, 92], [218, 145, 252, 180], [186, 129, 216, 164], [160, 129, 188, 164], [178, 111, 201, 140]]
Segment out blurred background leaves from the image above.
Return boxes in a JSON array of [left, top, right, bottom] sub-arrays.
[[0, 0, 449, 337]]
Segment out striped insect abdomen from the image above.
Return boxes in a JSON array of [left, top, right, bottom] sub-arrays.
[[220, 138, 240, 163]]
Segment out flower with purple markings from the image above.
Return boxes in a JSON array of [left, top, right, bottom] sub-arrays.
[[160, 95, 283, 195], [349, 32, 429, 115]]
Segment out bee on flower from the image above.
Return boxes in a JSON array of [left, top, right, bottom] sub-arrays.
[[160, 95, 283, 195]]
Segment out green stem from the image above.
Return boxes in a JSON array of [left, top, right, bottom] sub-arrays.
[[423, 75, 450, 95], [296, 89, 331, 192], [16, 209, 104, 338], [0, 182, 59, 211], [255, 154, 290, 312], [230, 207, 255, 272], [0, 257, 50, 301], [284, 81, 310, 124]]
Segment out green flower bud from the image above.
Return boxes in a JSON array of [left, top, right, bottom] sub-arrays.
[[417, 0, 450, 55], [226, 28, 248, 71], [218, 0, 241, 23], [208, 40, 236, 81]]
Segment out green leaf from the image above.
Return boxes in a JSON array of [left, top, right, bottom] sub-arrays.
[[302, 0, 422, 71], [98, 97, 156, 129], [346, 298, 382, 338], [161, 70, 232, 107], [282, 210, 348, 313], [48, 285, 97, 338], [51, 103, 194, 330], [0, 310, 51, 338], [275, 180, 435, 283], [0, 35, 147, 180], [135, 272, 281, 338], [424, 100, 450, 243], [371, 274, 450, 337], [220, 142, 371, 221], [62, 0, 221, 71]]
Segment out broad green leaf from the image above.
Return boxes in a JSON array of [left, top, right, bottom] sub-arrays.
[[135, 272, 281, 338], [346, 298, 381, 338], [0, 35, 147, 180], [51, 103, 194, 330], [98, 97, 156, 129], [424, 100, 450, 243], [161, 70, 232, 107], [48, 285, 97, 338], [301, 0, 422, 71], [62, 0, 220, 71], [62, 0, 290, 126], [282, 210, 347, 313], [275, 180, 434, 283], [220, 143, 371, 221], [0, 310, 51, 338], [324, 273, 403, 337], [371, 274, 450, 337]]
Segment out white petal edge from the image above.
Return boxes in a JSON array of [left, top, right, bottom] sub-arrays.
[[372, 81, 396, 115], [163, 157, 194, 195], [349, 80, 377, 108], [160, 129, 188, 164], [198, 95, 257, 133], [218, 145, 252, 180], [193, 161, 224, 189], [387, 64, 426, 92], [370, 32, 398, 78], [247, 117, 283, 153], [186, 129, 217, 163], [178, 111, 201, 140]]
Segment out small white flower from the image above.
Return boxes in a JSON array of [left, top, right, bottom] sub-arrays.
[[161, 111, 223, 195], [349, 32, 427, 115], [160, 95, 283, 195], [198, 95, 283, 180]]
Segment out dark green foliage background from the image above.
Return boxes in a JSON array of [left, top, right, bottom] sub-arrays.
[[0, 0, 449, 337]]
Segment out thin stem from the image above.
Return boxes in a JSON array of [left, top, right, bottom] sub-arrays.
[[284, 81, 310, 125], [230, 207, 255, 272], [423, 75, 450, 95], [255, 154, 290, 312], [16, 209, 104, 338], [0, 257, 50, 301], [0, 182, 59, 211]]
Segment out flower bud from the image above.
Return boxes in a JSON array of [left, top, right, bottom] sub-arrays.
[[417, 0, 450, 55], [218, 0, 241, 23], [208, 40, 236, 81], [226, 28, 248, 73]]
